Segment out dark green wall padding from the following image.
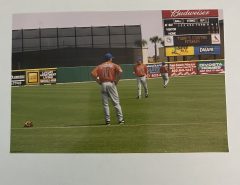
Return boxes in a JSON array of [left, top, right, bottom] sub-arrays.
[[57, 64, 135, 83]]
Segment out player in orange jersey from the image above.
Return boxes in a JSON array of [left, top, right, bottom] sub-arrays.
[[160, 62, 169, 88], [91, 53, 124, 125], [133, 57, 149, 99]]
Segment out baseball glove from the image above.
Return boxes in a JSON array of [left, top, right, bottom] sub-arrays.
[[24, 120, 33, 127], [96, 77, 102, 84]]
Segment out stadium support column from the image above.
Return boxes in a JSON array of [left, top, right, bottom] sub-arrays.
[[124, 25, 127, 63], [167, 56, 170, 62], [39, 28, 42, 51], [74, 27, 77, 48], [124, 25, 128, 48], [57, 27, 59, 49], [108, 26, 111, 51], [39, 28, 42, 68], [142, 48, 148, 64], [91, 26, 94, 48], [19, 29, 24, 70], [174, 56, 177, 61]]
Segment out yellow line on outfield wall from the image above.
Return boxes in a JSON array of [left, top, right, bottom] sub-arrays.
[[12, 67, 57, 72], [148, 59, 224, 64]]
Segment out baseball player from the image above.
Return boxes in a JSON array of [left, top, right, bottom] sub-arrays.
[[91, 53, 125, 125], [133, 57, 149, 99], [160, 62, 169, 88]]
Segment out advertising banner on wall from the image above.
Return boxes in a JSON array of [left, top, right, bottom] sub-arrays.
[[26, 70, 39, 85], [39, 68, 57, 84], [195, 45, 221, 55], [173, 35, 212, 46], [165, 35, 213, 46], [12, 70, 26, 86], [162, 9, 219, 19], [198, 61, 224, 74], [146, 63, 161, 78], [169, 62, 197, 76], [166, 46, 194, 56], [24, 68, 57, 85]]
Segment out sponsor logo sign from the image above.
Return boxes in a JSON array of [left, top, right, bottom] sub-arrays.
[[12, 68, 57, 86], [165, 35, 220, 47], [146, 63, 161, 78], [27, 71, 39, 84], [195, 45, 221, 55], [169, 62, 197, 76], [162, 9, 219, 18], [173, 35, 212, 46], [198, 61, 224, 74], [12, 71, 26, 86], [39, 69, 57, 84], [211, 34, 221, 44], [164, 36, 174, 46], [166, 46, 194, 56]]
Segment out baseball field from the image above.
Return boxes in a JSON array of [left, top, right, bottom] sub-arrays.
[[10, 74, 228, 153]]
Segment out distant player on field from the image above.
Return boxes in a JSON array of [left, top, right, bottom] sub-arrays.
[[160, 62, 169, 88], [91, 53, 125, 125], [133, 57, 149, 99]]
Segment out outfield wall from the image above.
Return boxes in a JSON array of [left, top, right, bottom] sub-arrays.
[[56, 64, 135, 83], [11, 60, 224, 86]]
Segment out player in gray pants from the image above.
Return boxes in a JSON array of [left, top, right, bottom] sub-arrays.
[[137, 76, 148, 98], [91, 53, 125, 125], [101, 82, 124, 124], [133, 58, 149, 99], [160, 62, 169, 88]]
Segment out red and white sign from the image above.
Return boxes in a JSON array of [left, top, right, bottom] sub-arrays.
[[169, 62, 197, 76], [148, 73, 161, 78], [211, 34, 221, 44], [164, 36, 174, 46], [162, 9, 219, 19]]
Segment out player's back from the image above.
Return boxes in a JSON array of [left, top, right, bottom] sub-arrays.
[[160, 65, 168, 73], [134, 64, 147, 76], [97, 62, 120, 82]]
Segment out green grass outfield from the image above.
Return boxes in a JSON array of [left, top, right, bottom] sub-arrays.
[[10, 74, 228, 153]]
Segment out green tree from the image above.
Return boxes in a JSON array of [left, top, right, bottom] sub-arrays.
[[150, 36, 163, 62], [134, 39, 148, 48]]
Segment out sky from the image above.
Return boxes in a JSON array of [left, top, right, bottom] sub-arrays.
[[12, 10, 223, 56]]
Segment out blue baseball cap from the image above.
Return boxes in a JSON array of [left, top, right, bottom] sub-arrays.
[[136, 57, 143, 62], [162, 62, 166, 65], [104, 53, 114, 61]]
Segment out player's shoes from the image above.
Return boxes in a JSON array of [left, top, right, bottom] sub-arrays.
[[119, 120, 125, 125], [164, 85, 167, 88], [106, 121, 111, 126], [145, 94, 148, 98], [136, 96, 141, 99]]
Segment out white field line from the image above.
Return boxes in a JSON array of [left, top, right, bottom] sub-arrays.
[[11, 121, 225, 130]]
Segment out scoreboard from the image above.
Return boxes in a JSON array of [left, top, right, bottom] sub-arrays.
[[162, 9, 221, 57], [164, 18, 219, 35]]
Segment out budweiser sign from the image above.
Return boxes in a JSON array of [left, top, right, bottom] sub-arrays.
[[162, 9, 218, 18]]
